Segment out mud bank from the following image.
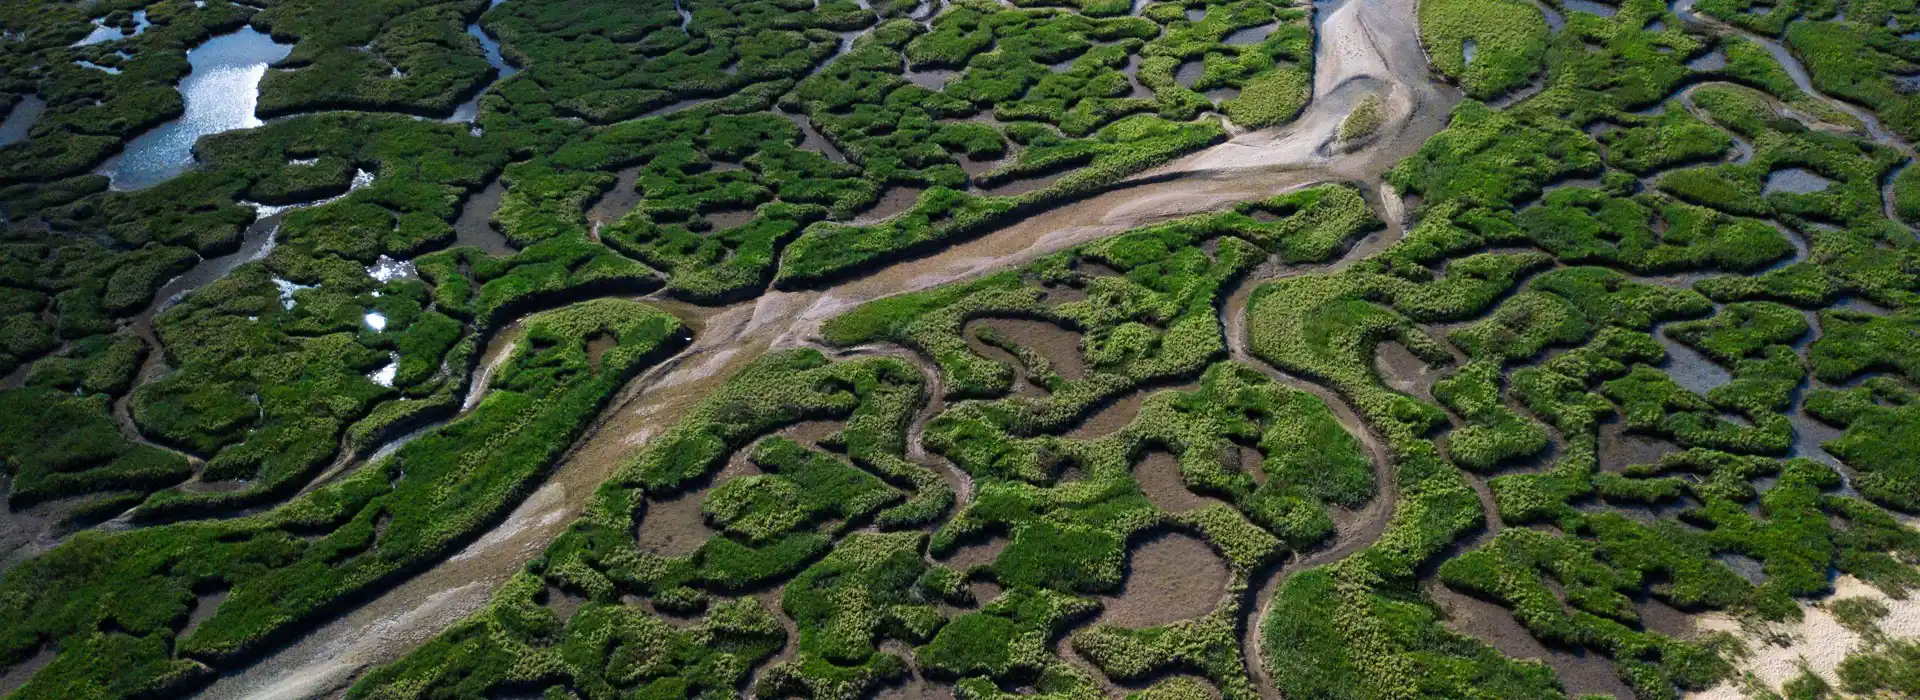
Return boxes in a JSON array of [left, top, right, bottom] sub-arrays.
[[1096, 531, 1232, 628], [183, 0, 1465, 691], [1428, 580, 1639, 699], [1139, 0, 1461, 183]]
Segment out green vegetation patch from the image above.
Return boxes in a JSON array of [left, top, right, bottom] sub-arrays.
[[0, 299, 687, 699], [1418, 0, 1551, 100]]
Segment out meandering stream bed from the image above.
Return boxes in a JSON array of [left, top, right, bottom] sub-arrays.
[[10, 0, 1889, 694]]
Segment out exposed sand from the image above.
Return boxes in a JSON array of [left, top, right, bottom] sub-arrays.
[[1139, 0, 1456, 182], [1690, 575, 1920, 699]]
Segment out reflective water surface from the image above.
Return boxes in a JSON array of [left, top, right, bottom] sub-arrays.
[[0, 95, 45, 146], [97, 27, 294, 190]]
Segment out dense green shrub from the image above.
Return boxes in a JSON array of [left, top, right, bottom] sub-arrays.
[[1418, 0, 1550, 100], [23, 331, 146, 396], [1804, 379, 1920, 513], [1838, 637, 1920, 697], [1073, 607, 1255, 698], [351, 573, 786, 699], [1520, 188, 1793, 274], [917, 587, 1096, 681], [9, 0, 1920, 697], [0, 387, 192, 507], [1600, 104, 1733, 174], [775, 114, 1225, 288], [1388, 101, 1602, 210], [253, 0, 496, 118], [1808, 309, 1920, 385], [757, 532, 938, 698], [0, 299, 687, 699], [1437, 527, 1734, 696]]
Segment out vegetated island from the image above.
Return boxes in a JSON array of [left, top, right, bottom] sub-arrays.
[[2, 0, 1919, 698]]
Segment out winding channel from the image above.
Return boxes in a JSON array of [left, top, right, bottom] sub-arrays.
[[187, 0, 1459, 691], [79, 0, 1913, 693]]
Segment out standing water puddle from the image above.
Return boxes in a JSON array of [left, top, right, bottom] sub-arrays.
[[72, 10, 151, 46], [1686, 48, 1727, 71], [1176, 60, 1205, 89], [97, 27, 293, 190], [74, 60, 121, 74], [1763, 167, 1833, 195], [1658, 333, 1732, 396], [0, 95, 45, 146], [1561, 0, 1619, 16], [1223, 23, 1275, 45]]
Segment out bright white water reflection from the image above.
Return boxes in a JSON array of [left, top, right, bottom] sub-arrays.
[[369, 352, 399, 387], [367, 255, 417, 283], [72, 10, 150, 46], [244, 169, 375, 216], [98, 27, 293, 190], [273, 278, 312, 310]]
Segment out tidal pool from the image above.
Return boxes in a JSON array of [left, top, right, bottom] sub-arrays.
[[72, 10, 150, 46], [97, 27, 293, 190], [0, 95, 45, 146], [1223, 22, 1275, 44], [1562, 0, 1618, 16], [1763, 167, 1833, 195], [1175, 59, 1205, 88]]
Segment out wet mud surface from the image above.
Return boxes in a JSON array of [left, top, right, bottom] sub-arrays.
[[1065, 379, 1202, 440], [454, 179, 516, 255], [636, 488, 717, 557], [1428, 580, 1639, 699], [106, 0, 1916, 694], [1598, 420, 1679, 472], [850, 186, 927, 225], [1374, 340, 1439, 398], [1095, 532, 1232, 628], [962, 317, 1087, 383], [937, 535, 1008, 571], [1134, 451, 1230, 513]]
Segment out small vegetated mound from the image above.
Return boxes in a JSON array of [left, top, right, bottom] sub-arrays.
[[1418, 0, 1552, 100], [1337, 92, 1386, 143]]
